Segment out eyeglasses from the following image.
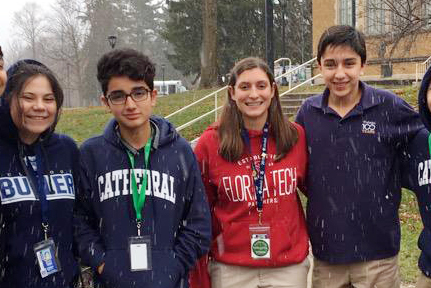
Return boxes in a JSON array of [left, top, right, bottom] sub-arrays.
[[107, 88, 151, 105]]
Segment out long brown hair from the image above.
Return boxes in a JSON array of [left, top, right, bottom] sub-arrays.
[[218, 57, 298, 162]]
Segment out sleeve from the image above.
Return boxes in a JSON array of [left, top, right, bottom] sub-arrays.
[[189, 132, 217, 288], [393, 98, 423, 148], [294, 123, 308, 196], [295, 102, 306, 127], [172, 146, 212, 278], [73, 149, 106, 270]]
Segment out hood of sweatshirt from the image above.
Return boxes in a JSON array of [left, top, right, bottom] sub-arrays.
[[419, 65, 431, 131], [0, 59, 53, 145], [103, 114, 180, 151]]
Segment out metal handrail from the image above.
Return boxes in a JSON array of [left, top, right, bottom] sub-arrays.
[[176, 106, 223, 132], [416, 55, 431, 82], [279, 74, 322, 97], [275, 57, 317, 81], [165, 86, 227, 119]]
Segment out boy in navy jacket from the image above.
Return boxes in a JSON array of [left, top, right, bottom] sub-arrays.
[[74, 48, 211, 288], [296, 25, 423, 287], [401, 65, 431, 287]]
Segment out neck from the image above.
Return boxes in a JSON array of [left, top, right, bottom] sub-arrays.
[[243, 113, 268, 131], [328, 86, 361, 117], [119, 122, 151, 150], [19, 131, 39, 145]]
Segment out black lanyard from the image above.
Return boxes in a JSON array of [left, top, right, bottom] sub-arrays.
[[24, 144, 50, 240], [241, 122, 269, 223]]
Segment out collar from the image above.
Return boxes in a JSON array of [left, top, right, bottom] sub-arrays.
[[309, 81, 381, 116], [115, 121, 158, 155]]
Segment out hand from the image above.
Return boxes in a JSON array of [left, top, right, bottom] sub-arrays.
[[97, 262, 105, 274]]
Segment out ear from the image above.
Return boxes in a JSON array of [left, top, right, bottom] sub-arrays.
[[228, 86, 236, 101], [150, 89, 157, 107], [100, 95, 110, 109], [271, 82, 276, 99]]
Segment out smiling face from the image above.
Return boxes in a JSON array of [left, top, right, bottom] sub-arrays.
[[319, 44, 364, 101], [229, 67, 274, 130], [10, 75, 57, 144], [101, 76, 157, 133]]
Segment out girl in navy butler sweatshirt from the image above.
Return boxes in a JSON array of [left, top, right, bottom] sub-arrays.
[[0, 60, 80, 287]]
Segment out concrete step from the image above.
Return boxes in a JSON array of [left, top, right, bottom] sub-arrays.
[[281, 91, 322, 117]]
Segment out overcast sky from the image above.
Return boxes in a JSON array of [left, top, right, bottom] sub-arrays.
[[0, 0, 56, 46]]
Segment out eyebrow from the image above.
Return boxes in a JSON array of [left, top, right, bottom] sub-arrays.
[[110, 86, 148, 93], [22, 92, 54, 96]]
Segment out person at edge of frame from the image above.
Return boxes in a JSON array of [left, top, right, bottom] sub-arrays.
[[295, 25, 423, 288], [189, 57, 310, 288], [401, 64, 431, 288], [0, 58, 80, 287], [73, 48, 211, 288]]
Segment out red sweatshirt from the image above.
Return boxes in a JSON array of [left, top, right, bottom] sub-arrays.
[[190, 122, 309, 287]]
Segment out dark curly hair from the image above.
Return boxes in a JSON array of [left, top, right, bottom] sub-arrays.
[[97, 48, 156, 95]]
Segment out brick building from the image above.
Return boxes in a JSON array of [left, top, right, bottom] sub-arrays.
[[312, 0, 431, 81]]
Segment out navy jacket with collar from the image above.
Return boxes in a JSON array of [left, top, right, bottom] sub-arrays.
[[401, 65, 431, 278], [0, 98, 80, 287], [296, 81, 423, 264], [74, 115, 211, 288]]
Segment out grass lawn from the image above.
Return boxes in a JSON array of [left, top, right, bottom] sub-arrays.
[[56, 84, 423, 283]]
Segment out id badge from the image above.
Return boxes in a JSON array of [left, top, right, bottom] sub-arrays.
[[129, 236, 152, 271], [34, 238, 61, 278], [249, 224, 271, 259]]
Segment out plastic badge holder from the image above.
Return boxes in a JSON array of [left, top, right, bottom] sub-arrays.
[[34, 238, 61, 278], [129, 236, 152, 271]]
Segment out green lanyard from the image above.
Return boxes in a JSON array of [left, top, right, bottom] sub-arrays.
[[127, 137, 152, 236]]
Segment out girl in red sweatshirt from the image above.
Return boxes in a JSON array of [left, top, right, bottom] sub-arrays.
[[190, 57, 309, 288]]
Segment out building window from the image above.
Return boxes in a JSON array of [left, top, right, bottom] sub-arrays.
[[366, 0, 385, 35], [339, 0, 353, 25]]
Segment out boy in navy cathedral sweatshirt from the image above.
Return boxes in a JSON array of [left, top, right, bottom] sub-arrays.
[[401, 65, 431, 287], [74, 48, 211, 288], [295, 25, 423, 287]]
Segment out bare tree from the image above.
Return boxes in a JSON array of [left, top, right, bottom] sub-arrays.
[[200, 0, 218, 88], [12, 2, 46, 59], [42, 0, 88, 106], [363, 0, 431, 63]]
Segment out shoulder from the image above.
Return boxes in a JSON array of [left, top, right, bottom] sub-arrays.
[[195, 124, 219, 150], [302, 93, 323, 107], [79, 134, 105, 153]]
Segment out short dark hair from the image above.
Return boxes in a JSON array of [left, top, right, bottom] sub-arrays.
[[0, 46, 3, 60], [317, 25, 366, 65], [97, 48, 156, 95], [6, 61, 64, 133]]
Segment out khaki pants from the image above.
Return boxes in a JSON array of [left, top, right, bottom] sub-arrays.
[[417, 272, 431, 288], [312, 255, 400, 288], [209, 258, 310, 288]]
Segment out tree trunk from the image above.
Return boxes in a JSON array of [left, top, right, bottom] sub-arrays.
[[200, 0, 217, 89]]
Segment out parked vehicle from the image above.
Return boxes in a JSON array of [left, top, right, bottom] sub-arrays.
[[154, 80, 187, 95]]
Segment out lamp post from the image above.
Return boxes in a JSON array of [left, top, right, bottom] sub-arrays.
[[265, 0, 274, 74], [107, 35, 117, 49], [279, 0, 288, 86], [161, 64, 166, 95]]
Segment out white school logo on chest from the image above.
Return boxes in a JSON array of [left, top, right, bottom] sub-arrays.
[[362, 120, 376, 134], [97, 169, 176, 204], [0, 174, 75, 204]]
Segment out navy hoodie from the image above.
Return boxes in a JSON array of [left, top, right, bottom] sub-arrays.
[[401, 65, 431, 277], [0, 70, 80, 286], [74, 116, 211, 288]]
